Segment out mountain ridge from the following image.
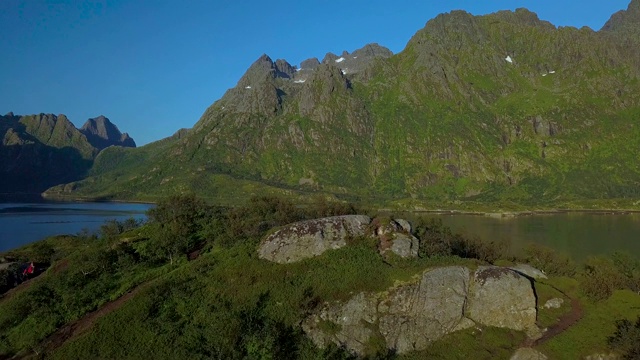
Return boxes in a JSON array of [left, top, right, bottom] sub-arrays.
[[44, 2, 640, 208], [0, 113, 135, 195]]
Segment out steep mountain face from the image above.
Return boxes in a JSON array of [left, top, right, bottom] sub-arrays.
[[0, 113, 134, 195], [49, 2, 640, 206], [601, 0, 640, 33], [80, 115, 136, 150]]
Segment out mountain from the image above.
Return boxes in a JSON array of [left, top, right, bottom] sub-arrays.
[[80, 115, 136, 150], [0, 113, 135, 196], [601, 0, 640, 33], [45, 2, 640, 208]]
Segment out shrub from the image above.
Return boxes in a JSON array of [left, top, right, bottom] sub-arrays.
[[611, 252, 640, 293], [521, 243, 577, 277], [307, 196, 359, 218], [608, 316, 640, 359], [413, 218, 508, 263], [100, 218, 142, 241], [581, 256, 626, 300]]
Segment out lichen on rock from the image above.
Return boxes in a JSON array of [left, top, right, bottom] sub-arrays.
[[257, 215, 371, 263]]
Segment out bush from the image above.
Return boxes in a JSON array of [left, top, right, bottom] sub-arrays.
[[521, 243, 577, 277], [100, 218, 142, 241], [608, 316, 640, 359], [611, 252, 640, 293], [413, 218, 508, 263], [307, 197, 359, 218], [581, 256, 626, 300]]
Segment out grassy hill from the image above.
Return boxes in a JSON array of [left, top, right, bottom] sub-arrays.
[[2, 195, 639, 359]]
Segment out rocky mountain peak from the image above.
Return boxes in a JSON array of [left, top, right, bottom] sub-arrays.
[[80, 115, 136, 150], [601, 0, 640, 32], [237, 54, 297, 88], [300, 57, 320, 71], [491, 8, 555, 29], [322, 52, 339, 64], [274, 58, 296, 79], [352, 43, 393, 58]]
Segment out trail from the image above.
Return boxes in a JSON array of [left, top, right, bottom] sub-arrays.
[[522, 284, 584, 348], [19, 285, 147, 359]]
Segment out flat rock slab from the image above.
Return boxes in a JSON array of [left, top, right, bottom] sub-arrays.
[[509, 264, 547, 279]]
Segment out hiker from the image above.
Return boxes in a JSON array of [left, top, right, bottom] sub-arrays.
[[22, 262, 35, 279]]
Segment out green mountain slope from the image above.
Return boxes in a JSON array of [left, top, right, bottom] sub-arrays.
[[48, 2, 640, 208]]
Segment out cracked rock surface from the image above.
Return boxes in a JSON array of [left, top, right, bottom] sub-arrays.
[[303, 266, 538, 355]]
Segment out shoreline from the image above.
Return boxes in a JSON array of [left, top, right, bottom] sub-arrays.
[[405, 208, 640, 218], [36, 192, 640, 216]]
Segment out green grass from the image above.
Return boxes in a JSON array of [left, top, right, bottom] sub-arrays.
[[400, 326, 525, 360], [540, 290, 640, 359]]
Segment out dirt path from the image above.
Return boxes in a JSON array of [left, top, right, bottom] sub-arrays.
[[24, 285, 147, 359], [522, 285, 585, 348], [0, 276, 42, 305]]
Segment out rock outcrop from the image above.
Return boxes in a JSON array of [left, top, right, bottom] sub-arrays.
[[466, 267, 537, 332], [509, 264, 548, 279], [303, 266, 539, 355], [258, 215, 371, 263], [372, 218, 419, 259], [378, 267, 471, 353], [258, 215, 419, 263]]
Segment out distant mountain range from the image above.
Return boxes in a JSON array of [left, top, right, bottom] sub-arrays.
[[39, 1, 640, 207], [0, 113, 135, 195]]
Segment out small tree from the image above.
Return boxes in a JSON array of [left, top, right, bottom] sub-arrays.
[[146, 194, 209, 264]]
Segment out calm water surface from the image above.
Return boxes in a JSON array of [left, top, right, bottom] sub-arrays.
[[430, 213, 640, 261], [0, 202, 152, 252], [2, 202, 638, 261]]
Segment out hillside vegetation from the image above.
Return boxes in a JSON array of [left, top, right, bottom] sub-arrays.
[[1, 195, 640, 359], [45, 1, 640, 209]]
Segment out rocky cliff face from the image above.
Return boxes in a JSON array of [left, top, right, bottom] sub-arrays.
[[601, 0, 640, 32], [80, 115, 136, 150], [302, 266, 539, 355]]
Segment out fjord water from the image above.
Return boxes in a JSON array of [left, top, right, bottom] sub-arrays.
[[0, 202, 152, 252], [433, 213, 640, 261], [2, 200, 638, 261]]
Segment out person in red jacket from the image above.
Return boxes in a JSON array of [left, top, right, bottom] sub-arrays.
[[22, 262, 35, 278]]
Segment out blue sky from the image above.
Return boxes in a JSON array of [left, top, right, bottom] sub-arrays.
[[0, 0, 632, 145]]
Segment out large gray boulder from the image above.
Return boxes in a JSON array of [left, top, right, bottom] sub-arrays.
[[302, 292, 379, 355], [467, 266, 537, 332], [378, 267, 470, 353], [303, 266, 539, 355], [258, 215, 371, 263]]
